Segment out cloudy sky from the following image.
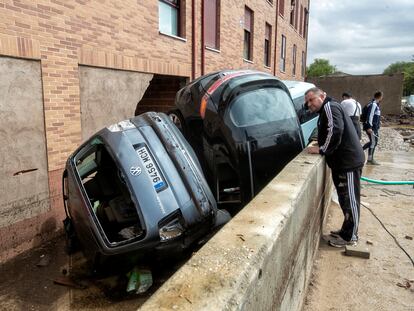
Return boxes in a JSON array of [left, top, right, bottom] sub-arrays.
[[307, 0, 414, 75]]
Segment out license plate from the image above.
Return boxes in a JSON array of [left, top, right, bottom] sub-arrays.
[[136, 146, 166, 191]]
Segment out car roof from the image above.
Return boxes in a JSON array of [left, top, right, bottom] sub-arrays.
[[282, 80, 315, 98], [192, 70, 278, 91]]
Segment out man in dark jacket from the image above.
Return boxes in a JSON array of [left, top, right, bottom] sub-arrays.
[[363, 91, 383, 165], [305, 87, 365, 247]]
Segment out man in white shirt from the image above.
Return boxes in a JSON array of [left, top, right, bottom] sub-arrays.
[[341, 92, 361, 139]]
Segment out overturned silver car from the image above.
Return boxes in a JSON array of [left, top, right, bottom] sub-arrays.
[[62, 112, 230, 267]]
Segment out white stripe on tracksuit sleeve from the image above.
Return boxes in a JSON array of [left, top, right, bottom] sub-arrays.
[[319, 102, 343, 155], [368, 101, 377, 128]]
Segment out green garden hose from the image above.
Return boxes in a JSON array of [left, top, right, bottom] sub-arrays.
[[361, 176, 414, 185]]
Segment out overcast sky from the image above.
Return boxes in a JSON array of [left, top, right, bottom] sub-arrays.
[[307, 0, 414, 75]]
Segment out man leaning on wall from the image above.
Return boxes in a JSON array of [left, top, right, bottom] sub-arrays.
[[305, 87, 365, 247]]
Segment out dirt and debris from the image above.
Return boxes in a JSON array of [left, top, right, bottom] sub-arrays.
[[344, 244, 370, 259], [381, 115, 414, 149], [36, 254, 51, 268], [0, 236, 191, 310], [304, 150, 414, 311], [396, 281, 412, 289], [53, 276, 87, 290]]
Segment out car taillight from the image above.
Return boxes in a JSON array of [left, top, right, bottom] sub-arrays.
[[200, 96, 208, 119]]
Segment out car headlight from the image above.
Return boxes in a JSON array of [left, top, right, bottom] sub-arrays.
[[159, 218, 184, 242]]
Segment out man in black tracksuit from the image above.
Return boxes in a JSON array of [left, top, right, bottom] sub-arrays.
[[305, 87, 365, 247]]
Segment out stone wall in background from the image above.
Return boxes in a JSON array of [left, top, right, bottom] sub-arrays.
[[308, 73, 404, 114]]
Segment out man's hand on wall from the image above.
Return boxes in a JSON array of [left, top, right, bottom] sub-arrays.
[[307, 145, 320, 154]]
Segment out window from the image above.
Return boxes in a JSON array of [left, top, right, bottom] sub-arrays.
[[294, 1, 299, 30], [292, 44, 297, 75], [229, 88, 297, 127], [244, 7, 253, 61], [304, 8, 309, 37], [301, 51, 306, 77], [280, 35, 286, 72], [279, 0, 285, 16], [159, 0, 180, 37], [204, 0, 220, 49], [264, 23, 272, 67], [289, 1, 295, 25], [299, 4, 304, 36]]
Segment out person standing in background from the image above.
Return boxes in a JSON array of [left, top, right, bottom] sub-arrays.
[[363, 91, 383, 165], [341, 92, 362, 139]]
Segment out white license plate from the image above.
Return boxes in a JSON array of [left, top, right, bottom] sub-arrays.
[[136, 146, 166, 191]]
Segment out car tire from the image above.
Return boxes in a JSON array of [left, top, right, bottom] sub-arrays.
[[167, 110, 186, 135]]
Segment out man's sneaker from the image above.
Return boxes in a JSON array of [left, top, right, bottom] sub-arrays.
[[329, 229, 342, 238], [367, 159, 380, 165], [329, 237, 358, 248]]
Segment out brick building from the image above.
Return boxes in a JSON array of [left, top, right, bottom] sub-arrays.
[[0, 0, 309, 262]]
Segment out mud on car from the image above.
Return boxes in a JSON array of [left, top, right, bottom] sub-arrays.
[[168, 70, 305, 206], [62, 112, 230, 268]]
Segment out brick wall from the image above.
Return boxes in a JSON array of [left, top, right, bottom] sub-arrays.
[[276, 0, 309, 81], [0, 0, 308, 169], [200, 0, 308, 79]]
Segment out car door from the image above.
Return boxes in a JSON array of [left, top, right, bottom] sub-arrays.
[[223, 85, 304, 199]]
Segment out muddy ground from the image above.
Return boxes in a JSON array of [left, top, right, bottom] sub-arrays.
[[1, 124, 413, 311], [304, 148, 414, 309]]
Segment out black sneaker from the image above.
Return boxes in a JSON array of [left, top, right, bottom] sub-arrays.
[[329, 237, 358, 248], [367, 159, 380, 165], [330, 229, 342, 238]]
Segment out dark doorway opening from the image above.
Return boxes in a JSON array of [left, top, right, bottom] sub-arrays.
[[135, 75, 188, 116]]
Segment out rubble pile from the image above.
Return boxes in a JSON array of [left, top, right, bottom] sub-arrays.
[[361, 127, 413, 152]]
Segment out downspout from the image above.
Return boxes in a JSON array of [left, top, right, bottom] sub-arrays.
[[201, 0, 205, 76], [304, 0, 310, 81], [273, 0, 279, 76], [192, 0, 196, 80]]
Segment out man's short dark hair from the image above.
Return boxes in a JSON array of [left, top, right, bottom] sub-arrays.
[[342, 92, 352, 98], [305, 87, 323, 96], [374, 91, 383, 99]]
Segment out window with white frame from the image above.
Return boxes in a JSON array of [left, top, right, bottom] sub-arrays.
[[159, 0, 180, 37]]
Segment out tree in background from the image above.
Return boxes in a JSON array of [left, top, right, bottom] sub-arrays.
[[383, 61, 414, 96], [306, 58, 337, 78]]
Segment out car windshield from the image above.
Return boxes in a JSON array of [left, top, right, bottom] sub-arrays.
[[229, 87, 297, 127]]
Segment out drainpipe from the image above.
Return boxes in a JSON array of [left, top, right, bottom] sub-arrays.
[[201, 0, 205, 76], [273, 0, 280, 76], [192, 0, 196, 80], [304, 0, 310, 81]]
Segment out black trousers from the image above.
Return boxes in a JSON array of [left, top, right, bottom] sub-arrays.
[[363, 130, 378, 160], [332, 168, 362, 242]]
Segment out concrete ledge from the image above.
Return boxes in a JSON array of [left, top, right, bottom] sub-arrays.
[[139, 151, 332, 311]]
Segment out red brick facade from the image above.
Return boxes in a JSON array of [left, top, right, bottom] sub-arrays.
[[0, 0, 308, 261]]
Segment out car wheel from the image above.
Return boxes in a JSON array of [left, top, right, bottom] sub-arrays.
[[168, 110, 185, 134]]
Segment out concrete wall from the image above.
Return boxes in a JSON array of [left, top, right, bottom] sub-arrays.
[[139, 151, 332, 311], [0, 57, 49, 228], [308, 74, 404, 115], [0, 57, 53, 261], [79, 66, 153, 141]]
